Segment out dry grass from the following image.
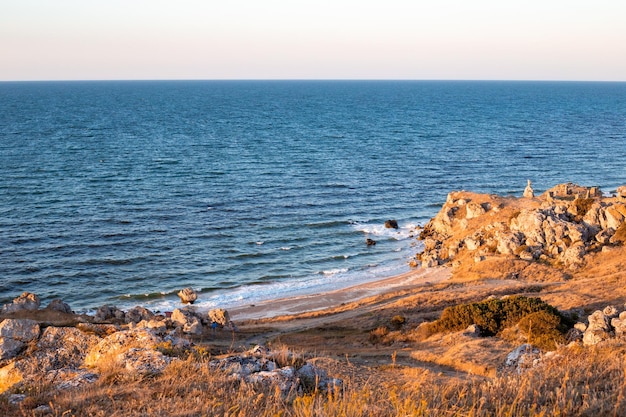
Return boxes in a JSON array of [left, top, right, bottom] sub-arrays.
[[3, 340, 626, 416]]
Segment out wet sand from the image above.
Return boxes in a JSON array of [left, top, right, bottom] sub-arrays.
[[229, 266, 451, 320]]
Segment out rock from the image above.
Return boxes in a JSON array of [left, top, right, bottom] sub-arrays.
[[384, 219, 399, 229], [45, 299, 73, 314], [94, 305, 126, 322], [504, 344, 541, 373], [463, 324, 482, 337], [561, 242, 586, 269], [574, 322, 587, 332], [178, 287, 198, 304], [496, 231, 524, 255], [171, 308, 203, 335], [84, 329, 161, 368], [595, 228, 615, 244], [0, 319, 40, 342], [0, 338, 26, 361], [35, 326, 100, 371], [0, 319, 40, 360], [582, 310, 613, 345], [76, 322, 120, 337], [366, 238, 376, 246], [133, 319, 168, 335], [466, 202, 487, 219], [1, 292, 40, 313], [125, 306, 155, 324], [523, 179, 535, 198], [116, 347, 172, 375], [245, 367, 298, 395], [208, 308, 231, 327], [603, 305, 619, 318], [617, 185, 626, 199]]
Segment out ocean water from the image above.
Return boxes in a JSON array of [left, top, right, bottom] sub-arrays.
[[1, 81, 625, 312]]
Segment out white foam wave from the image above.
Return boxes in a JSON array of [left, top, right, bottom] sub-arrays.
[[322, 268, 349, 276], [351, 221, 418, 240]]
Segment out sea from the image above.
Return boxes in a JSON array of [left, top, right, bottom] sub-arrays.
[[1, 80, 625, 313]]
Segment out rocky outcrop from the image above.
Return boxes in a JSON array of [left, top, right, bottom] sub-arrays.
[[210, 345, 342, 396], [415, 182, 626, 271], [171, 307, 205, 335], [178, 287, 198, 304], [0, 319, 40, 360], [1, 292, 40, 313]]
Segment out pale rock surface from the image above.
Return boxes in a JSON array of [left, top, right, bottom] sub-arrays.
[[504, 344, 541, 373], [84, 329, 161, 367], [208, 308, 231, 327], [171, 308, 203, 335], [177, 287, 198, 304]]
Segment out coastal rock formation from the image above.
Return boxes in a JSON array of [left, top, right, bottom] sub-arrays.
[[171, 307, 204, 335], [178, 287, 198, 304], [45, 299, 73, 314], [523, 180, 534, 198], [1, 292, 40, 313], [0, 319, 40, 360], [209, 345, 342, 395], [415, 182, 626, 271]]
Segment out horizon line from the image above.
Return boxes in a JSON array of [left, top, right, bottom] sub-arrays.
[[2, 78, 626, 83]]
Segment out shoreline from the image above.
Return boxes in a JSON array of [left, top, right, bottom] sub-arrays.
[[228, 266, 451, 321]]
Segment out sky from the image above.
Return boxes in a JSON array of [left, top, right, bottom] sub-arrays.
[[1, 0, 625, 81]]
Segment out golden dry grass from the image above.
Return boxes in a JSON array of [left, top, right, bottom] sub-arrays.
[[4, 341, 626, 416]]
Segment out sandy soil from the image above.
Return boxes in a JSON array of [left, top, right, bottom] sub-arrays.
[[229, 267, 451, 321]]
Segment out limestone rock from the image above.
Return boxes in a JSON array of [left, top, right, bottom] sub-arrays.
[[84, 329, 161, 368], [523, 180, 535, 198], [465, 202, 487, 219], [35, 326, 100, 371], [45, 299, 73, 314], [171, 308, 203, 335], [0, 319, 40, 342], [125, 306, 155, 324], [2, 292, 40, 313], [617, 185, 626, 199], [177, 287, 198, 304], [208, 308, 231, 327], [0, 338, 25, 361], [116, 347, 172, 375], [504, 344, 541, 373], [94, 305, 126, 322]]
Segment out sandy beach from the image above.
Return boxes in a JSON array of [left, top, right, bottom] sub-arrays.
[[229, 266, 451, 321]]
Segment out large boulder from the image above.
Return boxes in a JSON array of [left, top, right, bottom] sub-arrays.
[[208, 308, 231, 327], [171, 308, 203, 335], [1, 292, 40, 313], [45, 299, 73, 314], [0, 319, 40, 361], [125, 306, 155, 324], [177, 287, 198, 304], [84, 329, 161, 368]]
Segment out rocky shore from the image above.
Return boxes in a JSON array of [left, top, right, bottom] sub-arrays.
[[4, 181, 626, 415]]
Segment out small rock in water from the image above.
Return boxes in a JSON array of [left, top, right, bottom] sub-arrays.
[[178, 287, 198, 304], [366, 238, 377, 246], [384, 219, 399, 229]]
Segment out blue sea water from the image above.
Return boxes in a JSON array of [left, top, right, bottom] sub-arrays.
[[1, 81, 625, 312]]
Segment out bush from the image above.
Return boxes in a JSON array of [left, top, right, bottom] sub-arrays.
[[390, 315, 406, 329], [428, 296, 571, 339]]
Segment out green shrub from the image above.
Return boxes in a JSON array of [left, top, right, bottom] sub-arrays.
[[428, 296, 571, 338], [517, 310, 567, 350]]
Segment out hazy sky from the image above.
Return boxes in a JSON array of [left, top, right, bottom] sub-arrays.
[[2, 0, 625, 81]]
